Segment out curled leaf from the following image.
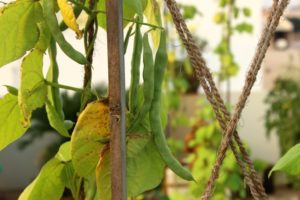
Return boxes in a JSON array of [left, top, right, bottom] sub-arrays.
[[57, 0, 82, 39]]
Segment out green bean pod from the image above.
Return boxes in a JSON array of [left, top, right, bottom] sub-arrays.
[[47, 38, 64, 119], [128, 33, 154, 133], [42, 0, 88, 65], [129, 19, 143, 115], [124, 22, 134, 54], [150, 32, 194, 181]]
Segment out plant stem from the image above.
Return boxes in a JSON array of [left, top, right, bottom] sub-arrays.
[[44, 80, 83, 92], [225, 1, 233, 105]]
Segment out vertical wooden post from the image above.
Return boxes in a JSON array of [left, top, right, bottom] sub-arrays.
[[106, 0, 127, 199]]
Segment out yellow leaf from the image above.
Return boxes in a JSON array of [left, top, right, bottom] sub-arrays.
[[71, 99, 110, 178], [75, 99, 110, 138], [57, 0, 82, 39]]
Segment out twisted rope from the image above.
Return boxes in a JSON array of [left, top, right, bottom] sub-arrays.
[[164, 0, 289, 199], [165, 0, 264, 199], [201, 1, 289, 199]]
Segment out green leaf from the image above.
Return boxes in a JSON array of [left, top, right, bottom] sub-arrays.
[[243, 8, 251, 17], [19, 50, 47, 127], [144, 0, 162, 49], [182, 5, 198, 19], [213, 12, 225, 24], [35, 22, 51, 52], [46, 101, 70, 137], [270, 144, 300, 176], [97, 0, 146, 29], [61, 162, 81, 199], [127, 126, 151, 158], [4, 85, 18, 96], [55, 142, 71, 162], [96, 139, 165, 199], [0, 0, 42, 67], [64, 120, 75, 130], [0, 94, 28, 151], [235, 22, 253, 33], [19, 158, 65, 200]]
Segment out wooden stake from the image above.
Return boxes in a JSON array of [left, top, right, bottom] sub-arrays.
[[105, 0, 127, 199]]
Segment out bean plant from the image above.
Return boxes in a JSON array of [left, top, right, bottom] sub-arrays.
[[0, 0, 195, 199]]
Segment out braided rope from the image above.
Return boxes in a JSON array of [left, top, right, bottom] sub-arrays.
[[164, 0, 264, 199], [164, 0, 289, 199], [200, 0, 289, 199]]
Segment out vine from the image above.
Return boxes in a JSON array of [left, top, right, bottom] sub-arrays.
[[0, 0, 194, 199]]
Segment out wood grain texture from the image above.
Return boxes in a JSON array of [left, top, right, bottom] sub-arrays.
[[105, 0, 127, 199]]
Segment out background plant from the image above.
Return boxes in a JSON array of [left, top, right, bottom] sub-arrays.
[[168, 0, 254, 199]]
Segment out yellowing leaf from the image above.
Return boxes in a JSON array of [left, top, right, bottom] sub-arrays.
[[71, 100, 110, 178], [144, 0, 162, 49], [19, 49, 47, 127], [57, 0, 82, 39]]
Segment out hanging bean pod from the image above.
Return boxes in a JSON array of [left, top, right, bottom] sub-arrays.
[[150, 31, 194, 181], [128, 33, 154, 133], [42, 0, 88, 65], [129, 19, 143, 115]]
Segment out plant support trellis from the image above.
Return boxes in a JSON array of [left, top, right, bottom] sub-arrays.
[[106, 0, 289, 199], [164, 0, 289, 199]]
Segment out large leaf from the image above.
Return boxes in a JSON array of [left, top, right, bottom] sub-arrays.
[[0, 94, 28, 151], [0, 0, 42, 67], [19, 158, 65, 200], [144, 0, 162, 49], [96, 138, 165, 199], [71, 100, 110, 178], [270, 144, 300, 176], [19, 49, 47, 127], [20, 142, 74, 200], [97, 0, 146, 29]]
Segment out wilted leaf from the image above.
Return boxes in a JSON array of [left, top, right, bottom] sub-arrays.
[[57, 0, 82, 38], [19, 49, 47, 127]]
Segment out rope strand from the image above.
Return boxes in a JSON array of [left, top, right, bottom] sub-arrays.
[[201, 1, 289, 199], [164, 0, 289, 199]]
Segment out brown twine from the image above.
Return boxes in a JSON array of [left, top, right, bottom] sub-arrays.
[[201, 0, 289, 199], [164, 0, 289, 199], [164, 0, 265, 199]]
